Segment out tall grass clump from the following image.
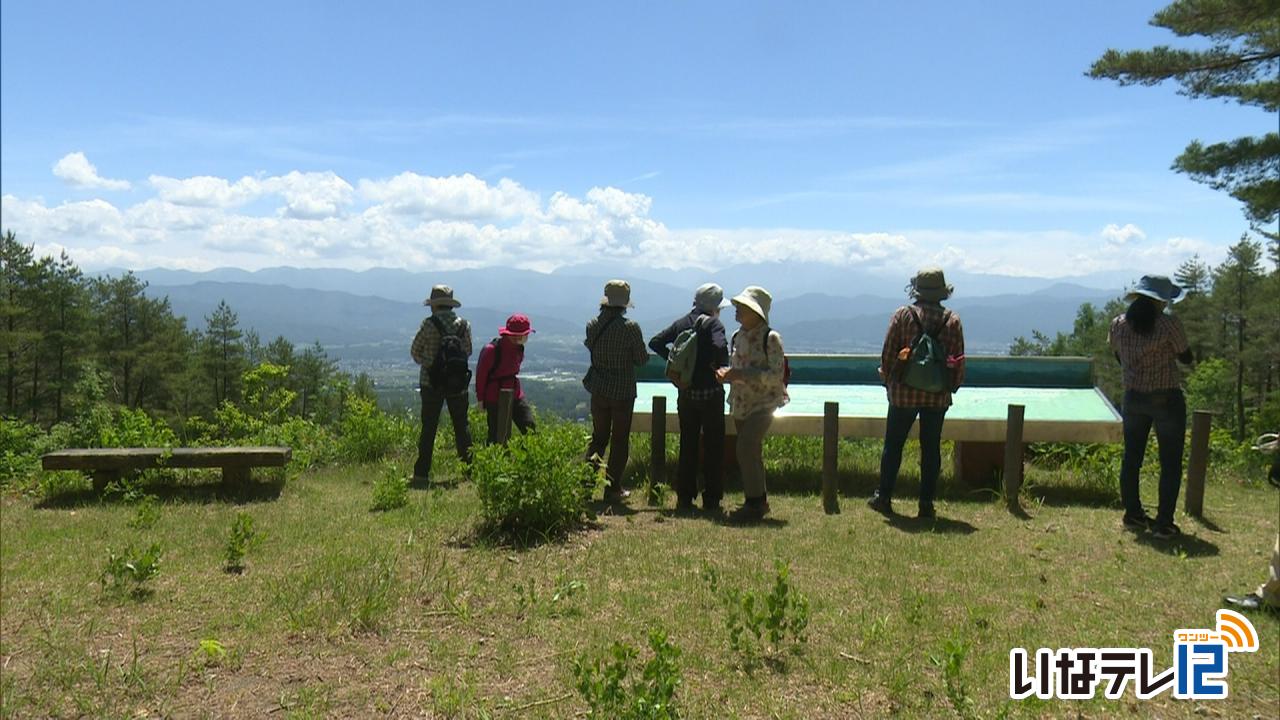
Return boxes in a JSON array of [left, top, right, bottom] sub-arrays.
[[470, 422, 597, 543]]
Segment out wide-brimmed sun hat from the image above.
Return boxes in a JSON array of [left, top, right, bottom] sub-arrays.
[[499, 313, 535, 336], [907, 267, 953, 302], [1124, 275, 1184, 305], [730, 286, 772, 325], [600, 279, 634, 308], [693, 283, 730, 313], [423, 284, 461, 308]]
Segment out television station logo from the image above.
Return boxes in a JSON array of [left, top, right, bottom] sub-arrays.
[[1010, 609, 1261, 701]]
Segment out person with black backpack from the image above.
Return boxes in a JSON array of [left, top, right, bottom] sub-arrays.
[[409, 285, 474, 485], [475, 313, 537, 443], [648, 283, 731, 514], [868, 267, 965, 520]]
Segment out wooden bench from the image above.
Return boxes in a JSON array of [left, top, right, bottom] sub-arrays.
[[41, 446, 292, 492]]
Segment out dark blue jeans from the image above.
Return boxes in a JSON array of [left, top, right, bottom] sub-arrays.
[[878, 404, 947, 505], [1119, 388, 1186, 525]]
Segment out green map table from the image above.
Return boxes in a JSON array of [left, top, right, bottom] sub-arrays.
[[627, 355, 1124, 486], [631, 383, 1122, 443]]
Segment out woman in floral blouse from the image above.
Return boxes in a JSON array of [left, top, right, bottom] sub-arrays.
[[716, 286, 788, 521]]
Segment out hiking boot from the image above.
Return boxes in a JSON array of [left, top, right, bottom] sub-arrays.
[[867, 492, 892, 515], [1152, 522, 1181, 540], [1122, 512, 1154, 531], [917, 503, 936, 520]]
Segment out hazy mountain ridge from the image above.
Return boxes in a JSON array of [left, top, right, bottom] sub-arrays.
[[142, 270, 1119, 368]]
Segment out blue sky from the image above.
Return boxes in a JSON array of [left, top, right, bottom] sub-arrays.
[[1, 0, 1270, 278]]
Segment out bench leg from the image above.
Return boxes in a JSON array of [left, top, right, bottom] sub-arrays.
[[91, 469, 120, 494], [222, 466, 251, 488]]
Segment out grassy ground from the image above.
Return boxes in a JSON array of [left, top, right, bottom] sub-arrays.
[[1, 435, 1277, 719]]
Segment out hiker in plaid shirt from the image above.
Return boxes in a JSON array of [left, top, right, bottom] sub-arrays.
[[583, 280, 649, 500], [1108, 275, 1192, 540], [868, 267, 965, 519], [409, 285, 473, 485]]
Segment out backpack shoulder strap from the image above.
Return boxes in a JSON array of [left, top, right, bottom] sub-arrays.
[[588, 313, 622, 352], [429, 315, 454, 339]]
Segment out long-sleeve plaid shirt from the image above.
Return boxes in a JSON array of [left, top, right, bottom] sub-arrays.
[[583, 308, 649, 400], [879, 302, 965, 408], [1108, 313, 1189, 392], [410, 310, 472, 390]]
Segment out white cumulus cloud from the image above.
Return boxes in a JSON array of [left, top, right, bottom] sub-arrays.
[[1101, 223, 1146, 246], [52, 152, 132, 191]]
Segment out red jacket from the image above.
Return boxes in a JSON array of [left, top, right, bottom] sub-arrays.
[[475, 337, 525, 405]]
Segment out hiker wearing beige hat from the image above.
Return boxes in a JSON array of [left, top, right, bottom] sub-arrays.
[[716, 285, 789, 522], [1108, 274, 1193, 540], [409, 284, 474, 484], [868, 267, 966, 520], [582, 280, 650, 501]]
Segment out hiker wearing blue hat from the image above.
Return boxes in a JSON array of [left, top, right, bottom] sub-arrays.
[[1108, 274, 1193, 539]]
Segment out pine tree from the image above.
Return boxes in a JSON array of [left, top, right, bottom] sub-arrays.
[[1089, 0, 1280, 232]]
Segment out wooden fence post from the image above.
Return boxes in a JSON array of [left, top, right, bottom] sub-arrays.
[[1003, 404, 1025, 509], [496, 388, 514, 445], [651, 396, 667, 491], [1185, 410, 1212, 516], [822, 401, 840, 514]]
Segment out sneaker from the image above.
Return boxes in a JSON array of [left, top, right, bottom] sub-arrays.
[[1152, 522, 1181, 540], [604, 487, 631, 502], [917, 503, 936, 520], [867, 493, 892, 515], [1122, 512, 1154, 531], [1223, 592, 1268, 612]]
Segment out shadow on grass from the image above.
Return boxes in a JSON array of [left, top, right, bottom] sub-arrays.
[[35, 475, 286, 509], [883, 513, 977, 535], [1133, 532, 1220, 558], [1188, 514, 1228, 534]]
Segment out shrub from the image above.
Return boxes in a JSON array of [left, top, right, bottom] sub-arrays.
[[100, 542, 163, 599], [339, 395, 407, 462], [224, 512, 264, 572], [702, 560, 810, 659], [574, 628, 682, 720], [470, 422, 597, 543], [0, 418, 45, 490], [370, 463, 409, 512]]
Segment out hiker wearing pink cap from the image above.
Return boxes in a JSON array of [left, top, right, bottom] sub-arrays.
[[475, 314, 538, 443]]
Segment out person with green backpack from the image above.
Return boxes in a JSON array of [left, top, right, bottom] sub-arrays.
[[648, 283, 731, 514], [868, 267, 965, 519]]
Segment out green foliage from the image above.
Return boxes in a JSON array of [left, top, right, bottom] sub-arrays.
[[702, 560, 811, 659], [1025, 442, 1122, 493], [370, 463, 409, 512], [930, 637, 976, 720], [470, 422, 597, 543], [100, 542, 163, 599], [1185, 357, 1235, 415], [512, 576, 586, 619], [1088, 0, 1280, 226], [0, 418, 45, 488], [339, 395, 408, 463], [573, 628, 682, 720], [127, 495, 161, 530], [224, 512, 264, 572]]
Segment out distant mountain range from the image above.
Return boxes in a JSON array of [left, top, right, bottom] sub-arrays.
[[100, 265, 1124, 374]]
